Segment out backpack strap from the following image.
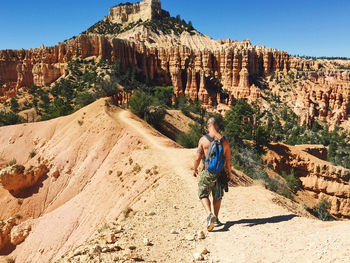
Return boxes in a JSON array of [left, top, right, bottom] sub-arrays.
[[204, 134, 213, 142]]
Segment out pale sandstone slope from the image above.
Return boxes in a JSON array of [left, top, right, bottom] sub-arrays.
[[0, 98, 180, 262]]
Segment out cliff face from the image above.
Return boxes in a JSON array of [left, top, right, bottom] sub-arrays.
[[0, 35, 294, 103], [263, 143, 350, 219], [107, 0, 167, 24]]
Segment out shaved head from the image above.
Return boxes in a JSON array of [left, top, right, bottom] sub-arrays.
[[207, 117, 217, 127]]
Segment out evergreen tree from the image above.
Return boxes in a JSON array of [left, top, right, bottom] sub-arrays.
[[10, 97, 19, 112]]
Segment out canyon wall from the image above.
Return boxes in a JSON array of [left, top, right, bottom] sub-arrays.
[[0, 35, 293, 103], [0, 33, 349, 120], [263, 143, 350, 219]]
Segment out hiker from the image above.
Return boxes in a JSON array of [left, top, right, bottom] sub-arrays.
[[193, 117, 232, 231]]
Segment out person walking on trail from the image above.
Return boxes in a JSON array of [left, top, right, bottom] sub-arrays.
[[193, 117, 232, 232]]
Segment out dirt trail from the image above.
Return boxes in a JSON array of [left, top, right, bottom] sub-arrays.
[[95, 107, 350, 262]]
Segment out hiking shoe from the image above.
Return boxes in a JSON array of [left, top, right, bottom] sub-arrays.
[[207, 213, 216, 232], [214, 218, 223, 227]]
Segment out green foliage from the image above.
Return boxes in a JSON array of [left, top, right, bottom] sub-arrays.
[[0, 111, 25, 126], [84, 12, 197, 36], [231, 145, 293, 199], [75, 92, 96, 107], [129, 90, 153, 118], [29, 150, 36, 159], [41, 97, 74, 121], [254, 125, 271, 153], [10, 97, 19, 112], [281, 169, 301, 193], [224, 100, 254, 146], [176, 123, 202, 148], [224, 99, 271, 151], [97, 80, 120, 97], [152, 86, 173, 107], [315, 199, 333, 221], [129, 90, 166, 127], [144, 106, 166, 128]]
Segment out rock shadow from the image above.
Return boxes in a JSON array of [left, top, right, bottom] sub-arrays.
[[213, 214, 298, 232], [0, 242, 16, 256], [10, 173, 49, 199]]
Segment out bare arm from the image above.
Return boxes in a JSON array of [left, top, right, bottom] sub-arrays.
[[193, 138, 204, 177], [224, 140, 232, 180]]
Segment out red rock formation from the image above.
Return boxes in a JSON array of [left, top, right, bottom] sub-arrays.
[[0, 217, 16, 251], [0, 31, 348, 119], [0, 164, 49, 195], [263, 143, 350, 219]]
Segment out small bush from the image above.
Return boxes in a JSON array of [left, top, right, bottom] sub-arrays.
[[75, 92, 96, 107], [29, 150, 36, 159], [176, 123, 202, 148], [6, 257, 15, 263], [8, 158, 17, 166], [144, 106, 166, 127], [0, 111, 25, 127], [122, 207, 133, 219], [315, 199, 333, 221], [281, 169, 301, 193], [129, 90, 152, 118]]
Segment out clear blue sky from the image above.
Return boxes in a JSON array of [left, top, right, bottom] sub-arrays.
[[1, 0, 349, 57]]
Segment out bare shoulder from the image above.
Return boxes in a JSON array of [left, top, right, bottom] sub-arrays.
[[222, 137, 230, 148]]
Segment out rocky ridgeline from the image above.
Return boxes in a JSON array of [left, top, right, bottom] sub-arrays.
[[263, 143, 350, 219]]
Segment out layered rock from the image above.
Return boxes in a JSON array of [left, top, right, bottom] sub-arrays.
[[0, 34, 295, 106], [0, 164, 49, 195], [291, 72, 350, 125], [263, 143, 350, 219], [107, 0, 167, 24]]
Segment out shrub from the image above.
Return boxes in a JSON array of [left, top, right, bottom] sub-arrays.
[[152, 86, 173, 107], [29, 150, 36, 159], [281, 169, 301, 193], [176, 123, 202, 148], [129, 90, 152, 118], [232, 146, 293, 200], [10, 97, 19, 112], [0, 111, 25, 126], [315, 199, 333, 221], [144, 106, 166, 127], [76, 92, 96, 107]]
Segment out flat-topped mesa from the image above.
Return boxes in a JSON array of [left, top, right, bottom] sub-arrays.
[[107, 0, 168, 24]]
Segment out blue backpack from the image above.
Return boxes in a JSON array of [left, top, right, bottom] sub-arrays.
[[204, 134, 225, 174]]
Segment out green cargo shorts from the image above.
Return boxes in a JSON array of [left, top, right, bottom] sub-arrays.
[[198, 169, 224, 201]]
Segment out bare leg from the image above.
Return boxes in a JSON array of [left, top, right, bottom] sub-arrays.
[[213, 199, 222, 218], [200, 198, 212, 216]]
